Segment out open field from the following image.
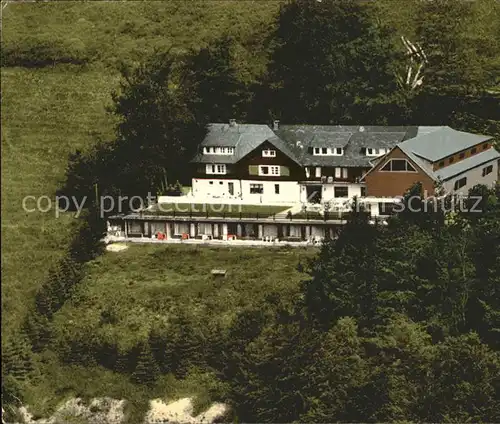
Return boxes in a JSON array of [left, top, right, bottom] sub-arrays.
[[1, 67, 119, 333], [1, 0, 281, 337], [55, 243, 315, 329], [22, 244, 316, 419]]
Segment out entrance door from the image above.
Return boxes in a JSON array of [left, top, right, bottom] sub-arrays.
[[228, 182, 234, 196], [306, 185, 322, 203]]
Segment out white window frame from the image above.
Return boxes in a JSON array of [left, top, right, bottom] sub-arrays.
[[366, 148, 386, 157], [313, 147, 343, 156], [315, 167, 321, 178], [250, 183, 264, 194], [259, 165, 280, 176], [206, 164, 227, 175], [262, 149, 276, 157], [305, 167, 311, 178], [203, 146, 234, 155], [379, 159, 417, 173], [335, 167, 341, 178], [342, 168, 348, 179]]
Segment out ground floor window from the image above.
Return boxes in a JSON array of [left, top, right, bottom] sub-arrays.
[[174, 223, 189, 235], [198, 223, 212, 235], [128, 221, 143, 233], [360, 187, 366, 197], [250, 184, 264, 194], [275, 184, 280, 194], [288, 225, 301, 237], [334, 186, 349, 198]]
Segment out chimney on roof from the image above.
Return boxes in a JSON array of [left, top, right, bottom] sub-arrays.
[[229, 119, 237, 127], [273, 120, 280, 130]]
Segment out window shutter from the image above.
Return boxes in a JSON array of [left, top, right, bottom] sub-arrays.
[[280, 166, 290, 177], [248, 165, 259, 176]]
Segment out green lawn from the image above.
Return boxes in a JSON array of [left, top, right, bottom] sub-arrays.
[[1, 0, 281, 338], [23, 244, 316, 419], [1, 66, 119, 336], [148, 203, 292, 218]]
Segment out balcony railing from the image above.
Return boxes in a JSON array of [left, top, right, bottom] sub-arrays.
[[134, 209, 360, 222]]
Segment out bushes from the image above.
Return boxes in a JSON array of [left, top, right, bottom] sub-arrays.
[[24, 207, 105, 353], [2, 36, 89, 68]]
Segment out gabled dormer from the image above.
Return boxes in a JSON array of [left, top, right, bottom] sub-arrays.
[[311, 146, 344, 156], [202, 146, 235, 155], [362, 147, 388, 157]]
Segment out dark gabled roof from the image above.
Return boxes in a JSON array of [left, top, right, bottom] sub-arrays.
[[264, 135, 302, 165], [274, 125, 419, 168], [192, 123, 495, 173], [309, 132, 352, 148], [192, 154, 236, 164], [202, 123, 275, 147], [349, 132, 407, 148], [192, 123, 276, 164]]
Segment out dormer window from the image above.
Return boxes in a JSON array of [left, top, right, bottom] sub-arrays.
[[365, 148, 386, 157], [203, 146, 234, 155], [262, 149, 276, 157], [312, 147, 343, 156]]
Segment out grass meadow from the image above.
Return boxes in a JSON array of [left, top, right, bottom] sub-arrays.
[[1, 2, 285, 417], [1, 0, 280, 338], [22, 244, 317, 420]]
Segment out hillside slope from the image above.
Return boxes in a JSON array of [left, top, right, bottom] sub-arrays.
[[1, 0, 281, 337]]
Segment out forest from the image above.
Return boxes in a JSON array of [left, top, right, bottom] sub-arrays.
[[2, 0, 500, 422]]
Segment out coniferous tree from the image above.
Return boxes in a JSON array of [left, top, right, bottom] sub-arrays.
[[422, 332, 500, 422], [131, 341, 160, 386], [183, 36, 253, 122], [268, 0, 401, 124], [302, 199, 381, 328], [299, 317, 368, 422]]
